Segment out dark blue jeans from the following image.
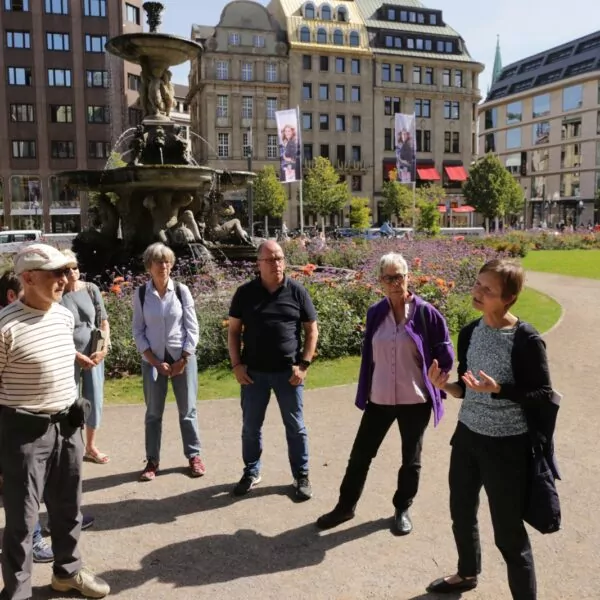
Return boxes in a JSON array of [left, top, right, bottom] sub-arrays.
[[241, 368, 309, 479]]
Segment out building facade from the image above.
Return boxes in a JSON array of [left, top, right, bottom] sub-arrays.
[[0, 0, 143, 232], [478, 31, 600, 228], [189, 0, 482, 228]]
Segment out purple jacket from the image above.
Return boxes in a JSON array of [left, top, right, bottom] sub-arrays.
[[355, 294, 454, 426]]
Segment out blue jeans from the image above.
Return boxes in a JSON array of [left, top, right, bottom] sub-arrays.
[[75, 361, 104, 430], [241, 368, 309, 479], [141, 355, 201, 463]]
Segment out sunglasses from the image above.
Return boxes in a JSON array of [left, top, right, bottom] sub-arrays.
[[47, 268, 72, 278], [381, 274, 406, 284]]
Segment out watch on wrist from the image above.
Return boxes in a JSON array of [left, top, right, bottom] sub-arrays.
[[299, 359, 311, 370]]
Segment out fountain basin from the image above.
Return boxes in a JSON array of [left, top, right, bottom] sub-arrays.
[[105, 33, 202, 69]]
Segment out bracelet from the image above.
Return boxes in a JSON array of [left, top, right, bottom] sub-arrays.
[[231, 363, 242, 370]]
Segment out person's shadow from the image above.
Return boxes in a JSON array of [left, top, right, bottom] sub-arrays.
[[88, 519, 390, 594]]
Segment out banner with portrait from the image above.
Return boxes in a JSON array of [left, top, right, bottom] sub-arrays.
[[275, 108, 302, 183], [394, 113, 416, 184]]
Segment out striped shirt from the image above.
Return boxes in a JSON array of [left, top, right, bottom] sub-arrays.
[[0, 300, 77, 413]]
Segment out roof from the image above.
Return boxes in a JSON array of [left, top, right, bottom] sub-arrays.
[[374, 47, 479, 64], [191, 25, 215, 41], [486, 29, 600, 102], [173, 84, 189, 99]]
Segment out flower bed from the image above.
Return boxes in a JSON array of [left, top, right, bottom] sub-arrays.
[[100, 238, 504, 376]]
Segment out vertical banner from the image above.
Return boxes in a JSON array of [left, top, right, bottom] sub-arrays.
[[275, 108, 302, 183], [394, 113, 416, 184]]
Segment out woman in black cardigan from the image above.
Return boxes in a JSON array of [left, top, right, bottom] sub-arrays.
[[426, 259, 554, 600]]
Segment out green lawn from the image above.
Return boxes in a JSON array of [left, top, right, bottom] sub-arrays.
[[105, 287, 561, 405], [523, 249, 600, 280]]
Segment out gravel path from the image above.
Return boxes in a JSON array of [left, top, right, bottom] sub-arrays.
[[2, 271, 598, 599]]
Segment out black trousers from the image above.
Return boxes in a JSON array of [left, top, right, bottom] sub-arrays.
[[337, 401, 432, 512], [0, 408, 83, 600], [450, 421, 536, 600]]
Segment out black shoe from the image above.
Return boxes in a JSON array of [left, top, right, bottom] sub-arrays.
[[232, 474, 261, 496], [393, 509, 413, 535], [427, 575, 478, 593], [293, 474, 312, 501], [316, 506, 355, 530]]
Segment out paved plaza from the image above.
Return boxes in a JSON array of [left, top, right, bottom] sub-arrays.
[[1, 271, 598, 599]]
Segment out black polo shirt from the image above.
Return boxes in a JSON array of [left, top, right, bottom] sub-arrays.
[[229, 276, 317, 372]]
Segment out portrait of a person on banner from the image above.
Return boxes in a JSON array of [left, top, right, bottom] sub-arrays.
[[394, 113, 416, 184], [279, 124, 300, 182]]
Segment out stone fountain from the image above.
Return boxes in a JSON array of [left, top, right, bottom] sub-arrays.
[[57, 2, 256, 273]]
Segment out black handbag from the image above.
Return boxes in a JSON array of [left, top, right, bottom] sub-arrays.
[[524, 445, 561, 534]]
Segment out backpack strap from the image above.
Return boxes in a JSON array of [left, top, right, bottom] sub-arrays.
[[85, 282, 102, 328], [138, 284, 146, 309], [139, 282, 182, 309], [418, 302, 430, 354]]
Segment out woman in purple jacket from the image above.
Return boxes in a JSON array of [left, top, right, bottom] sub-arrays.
[[316, 252, 453, 535]]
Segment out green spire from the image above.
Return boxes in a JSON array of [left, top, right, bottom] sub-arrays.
[[492, 34, 502, 83]]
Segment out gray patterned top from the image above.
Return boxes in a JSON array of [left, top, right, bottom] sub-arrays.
[[458, 320, 528, 437]]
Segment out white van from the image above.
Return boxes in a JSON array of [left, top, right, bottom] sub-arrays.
[[0, 230, 44, 254]]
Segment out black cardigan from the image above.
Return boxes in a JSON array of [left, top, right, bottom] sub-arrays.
[[455, 318, 560, 478]]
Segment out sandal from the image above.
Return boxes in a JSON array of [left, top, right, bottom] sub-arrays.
[[427, 575, 478, 593], [84, 450, 110, 464]]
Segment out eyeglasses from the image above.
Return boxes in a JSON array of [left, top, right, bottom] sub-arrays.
[[258, 257, 285, 264], [381, 274, 405, 284]]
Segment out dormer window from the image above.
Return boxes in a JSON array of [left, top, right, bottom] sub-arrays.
[[337, 6, 347, 21], [304, 2, 315, 18], [333, 29, 343, 45], [300, 26, 311, 42], [228, 32, 240, 46], [349, 31, 359, 47], [321, 4, 332, 20], [317, 27, 327, 43]]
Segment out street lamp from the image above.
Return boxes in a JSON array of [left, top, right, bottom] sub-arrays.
[[577, 199, 584, 227], [246, 127, 254, 235]]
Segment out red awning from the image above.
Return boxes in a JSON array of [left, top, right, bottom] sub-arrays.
[[444, 166, 468, 181], [417, 167, 441, 180], [437, 205, 476, 213]]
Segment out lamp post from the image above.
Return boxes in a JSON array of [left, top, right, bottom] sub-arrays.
[[246, 126, 254, 235], [522, 185, 528, 230], [577, 199, 584, 227]]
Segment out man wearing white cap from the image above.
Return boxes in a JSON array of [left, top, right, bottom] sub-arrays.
[[0, 244, 109, 599]]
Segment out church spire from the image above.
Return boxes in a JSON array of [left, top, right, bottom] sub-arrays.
[[492, 34, 503, 83]]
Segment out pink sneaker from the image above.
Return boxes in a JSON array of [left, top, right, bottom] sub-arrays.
[[189, 456, 206, 478], [139, 461, 159, 481]]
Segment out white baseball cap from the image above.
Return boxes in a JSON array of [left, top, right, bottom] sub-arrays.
[[14, 244, 76, 276]]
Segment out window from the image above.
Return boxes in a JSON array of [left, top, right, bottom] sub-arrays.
[[48, 68, 71, 87], [560, 172, 580, 197], [562, 117, 581, 140], [454, 70, 463, 88], [333, 29, 343, 45], [506, 101, 522, 125], [302, 83, 312, 100], [217, 133, 229, 158], [86, 69, 109, 87], [351, 86, 360, 102], [394, 65, 403, 82], [504, 153, 522, 175], [228, 33, 240, 46], [51, 141, 75, 159], [336, 115, 346, 131], [349, 31, 359, 47], [337, 6, 347, 21], [319, 84, 329, 100], [128, 107, 142, 126], [266, 97, 277, 120], [304, 144, 314, 161], [506, 128, 522, 149], [87, 105, 110, 123], [320, 56, 329, 71], [430, 13, 437, 24], [12, 140, 36, 158], [302, 55, 312, 70], [484, 107, 497, 129], [241, 63, 253, 81], [444, 101, 460, 119], [413, 67, 421, 84], [382, 64, 391, 82], [352, 115, 361, 133], [267, 135, 278, 159], [317, 28, 327, 44], [406, 38, 414, 49], [50, 105, 72, 123], [336, 145, 346, 163], [351, 59, 360, 74], [416, 130, 431, 152], [385, 35, 393, 48], [128, 73, 141, 90], [415, 99, 431, 118], [351, 175, 362, 191], [442, 68, 451, 86], [335, 57, 345, 73], [335, 85, 345, 101], [444, 132, 460, 153], [6, 31, 30, 48], [531, 121, 549, 145], [484, 133, 496, 153], [216, 95, 228, 118], [532, 94, 550, 118], [319, 114, 329, 131], [320, 144, 330, 159], [83, 0, 106, 17], [563, 85, 583, 111], [531, 149, 549, 173], [125, 3, 139, 23], [46, 32, 70, 50], [561, 143, 581, 169], [352, 146, 361, 161], [85, 34, 107, 52], [302, 113, 313, 130], [10, 104, 34, 122], [321, 4, 332, 20], [300, 27, 310, 43], [5, 0, 29, 10], [266, 63, 278, 82], [253, 35, 265, 48], [88, 141, 110, 159], [242, 132, 251, 157], [216, 61, 229, 80], [436, 40, 444, 52], [304, 2, 315, 18], [241, 96, 253, 119], [384, 128, 393, 151], [424, 67, 434, 85]]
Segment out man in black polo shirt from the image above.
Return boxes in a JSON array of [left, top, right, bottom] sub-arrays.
[[228, 240, 318, 500]]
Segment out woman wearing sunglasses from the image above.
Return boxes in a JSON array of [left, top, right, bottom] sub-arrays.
[[317, 252, 453, 535]]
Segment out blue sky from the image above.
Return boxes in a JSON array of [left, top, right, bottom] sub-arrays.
[[161, 0, 599, 95]]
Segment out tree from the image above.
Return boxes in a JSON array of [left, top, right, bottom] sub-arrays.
[[415, 199, 441, 235], [463, 154, 522, 230], [503, 175, 525, 226], [252, 165, 287, 234], [348, 197, 371, 229], [303, 157, 350, 232], [381, 177, 413, 224]]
